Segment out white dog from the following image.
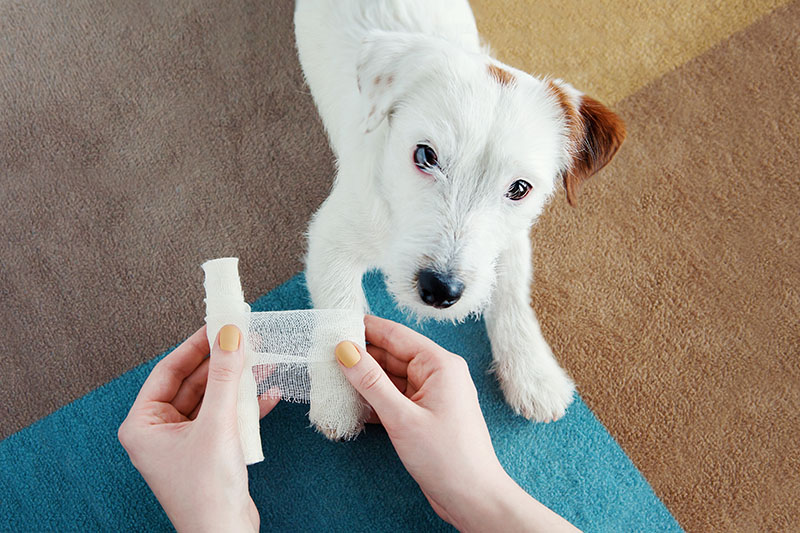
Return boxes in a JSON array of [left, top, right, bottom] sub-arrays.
[[294, 0, 625, 439]]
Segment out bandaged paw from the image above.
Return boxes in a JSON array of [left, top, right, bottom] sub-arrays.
[[202, 258, 366, 464]]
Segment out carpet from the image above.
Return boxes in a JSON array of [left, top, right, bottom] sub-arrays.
[[1, 0, 798, 531], [0, 272, 680, 532]]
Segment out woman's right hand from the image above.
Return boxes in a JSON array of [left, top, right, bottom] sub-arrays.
[[335, 315, 579, 533]]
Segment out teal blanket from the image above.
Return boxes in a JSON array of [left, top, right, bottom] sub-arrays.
[[0, 272, 681, 532]]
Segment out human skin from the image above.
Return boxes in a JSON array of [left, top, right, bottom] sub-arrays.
[[119, 317, 579, 532], [118, 325, 277, 532], [337, 315, 580, 532]]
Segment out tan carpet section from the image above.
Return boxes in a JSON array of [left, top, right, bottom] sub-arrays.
[[471, 0, 791, 105], [0, 0, 334, 438], [528, 2, 800, 531]]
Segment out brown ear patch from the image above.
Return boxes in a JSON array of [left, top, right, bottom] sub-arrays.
[[547, 80, 582, 141], [565, 96, 626, 206], [548, 81, 626, 206], [488, 64, 515, 86]]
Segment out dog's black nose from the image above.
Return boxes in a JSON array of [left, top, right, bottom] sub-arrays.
[[417, 269, 464, 309]]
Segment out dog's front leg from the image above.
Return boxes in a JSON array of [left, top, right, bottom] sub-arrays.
[[305, 189, 372, 312], [485, 232, 576, 422], [305, 189, 371, 440]]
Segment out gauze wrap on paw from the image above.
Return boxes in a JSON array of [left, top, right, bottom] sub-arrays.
[[202, 258, 365, 464]]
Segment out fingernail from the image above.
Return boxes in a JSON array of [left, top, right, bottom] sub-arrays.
[[219, 325, 240, 352], [335, 341, 361, 368]]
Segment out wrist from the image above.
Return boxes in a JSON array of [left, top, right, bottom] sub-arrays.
[[171, 513, 256, 533], [447, 469, 580, 533], [168, 499, 258, 533], [446, 467, 523, 532]]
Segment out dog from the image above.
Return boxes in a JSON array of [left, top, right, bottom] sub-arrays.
[[294, 0, 625, 439]]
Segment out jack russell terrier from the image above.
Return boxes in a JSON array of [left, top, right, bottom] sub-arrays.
[[294, 0, 625, 439]]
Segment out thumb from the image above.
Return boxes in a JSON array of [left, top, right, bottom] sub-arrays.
[[200, 324, 244, 423], [335, 341, 412, 423]]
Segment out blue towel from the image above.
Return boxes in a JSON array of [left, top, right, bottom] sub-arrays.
[[0, 272, 682, 532]]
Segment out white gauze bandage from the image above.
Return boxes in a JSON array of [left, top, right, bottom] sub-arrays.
[[202, 258, 365, 464]]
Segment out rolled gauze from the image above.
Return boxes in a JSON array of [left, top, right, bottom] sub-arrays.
[[202, 257, 262, 464]]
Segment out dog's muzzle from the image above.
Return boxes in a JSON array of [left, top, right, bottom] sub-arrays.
[[417, 269, 464, 309]]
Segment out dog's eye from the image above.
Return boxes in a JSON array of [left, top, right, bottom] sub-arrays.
[[413, 144, 438, 172], [505, 180, 532, 201]]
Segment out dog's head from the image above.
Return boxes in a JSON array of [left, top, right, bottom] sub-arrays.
[[357, 31, 625, 321]]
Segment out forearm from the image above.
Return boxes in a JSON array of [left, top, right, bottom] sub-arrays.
[[156, 484, 258, 533], [448, 471, 580, 533], [169, 509, 257, 533]]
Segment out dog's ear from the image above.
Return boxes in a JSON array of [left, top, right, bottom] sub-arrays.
[[357, 31, 447, 133], [549, 80, 626, 206]]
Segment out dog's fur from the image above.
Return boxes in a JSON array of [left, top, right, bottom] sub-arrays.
[[295, 0, 625, 438]]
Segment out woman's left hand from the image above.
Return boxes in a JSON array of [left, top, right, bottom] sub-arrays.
[[118, 325, 278, 533]]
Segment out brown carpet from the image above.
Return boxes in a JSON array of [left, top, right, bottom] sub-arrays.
[[1, 1, 798, 531], [529, 3, 800, 531], [0, 0, 333, 437]]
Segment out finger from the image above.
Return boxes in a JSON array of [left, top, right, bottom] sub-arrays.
[[170, 357, 210, 416], [405, 381, 418, 400], [387, 372, 407, 394], [198, 325, 244, 424], [361, 349, 408, 392], [405, 349, 466, 398], [335, 341, 417, 422], [366, 344, 409, 378], [188, 398, 203, 420], [146, 402, 189, 425], [258, 390, 280, 419], [134, 327, 209, 405], [364, 406, 381, 424], [364, 315, 437, 362]]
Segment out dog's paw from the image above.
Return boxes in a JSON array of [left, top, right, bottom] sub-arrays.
[[308, 389, 368, 441], [312, 419, 365, 441], [494, 348, 576, 423]]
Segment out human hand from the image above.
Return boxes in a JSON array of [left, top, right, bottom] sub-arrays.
[[118, 325, 279, 533], [335, 315, 580, 533]]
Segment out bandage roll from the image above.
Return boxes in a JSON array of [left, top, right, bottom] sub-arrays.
[[203, 258, 262, 465]]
